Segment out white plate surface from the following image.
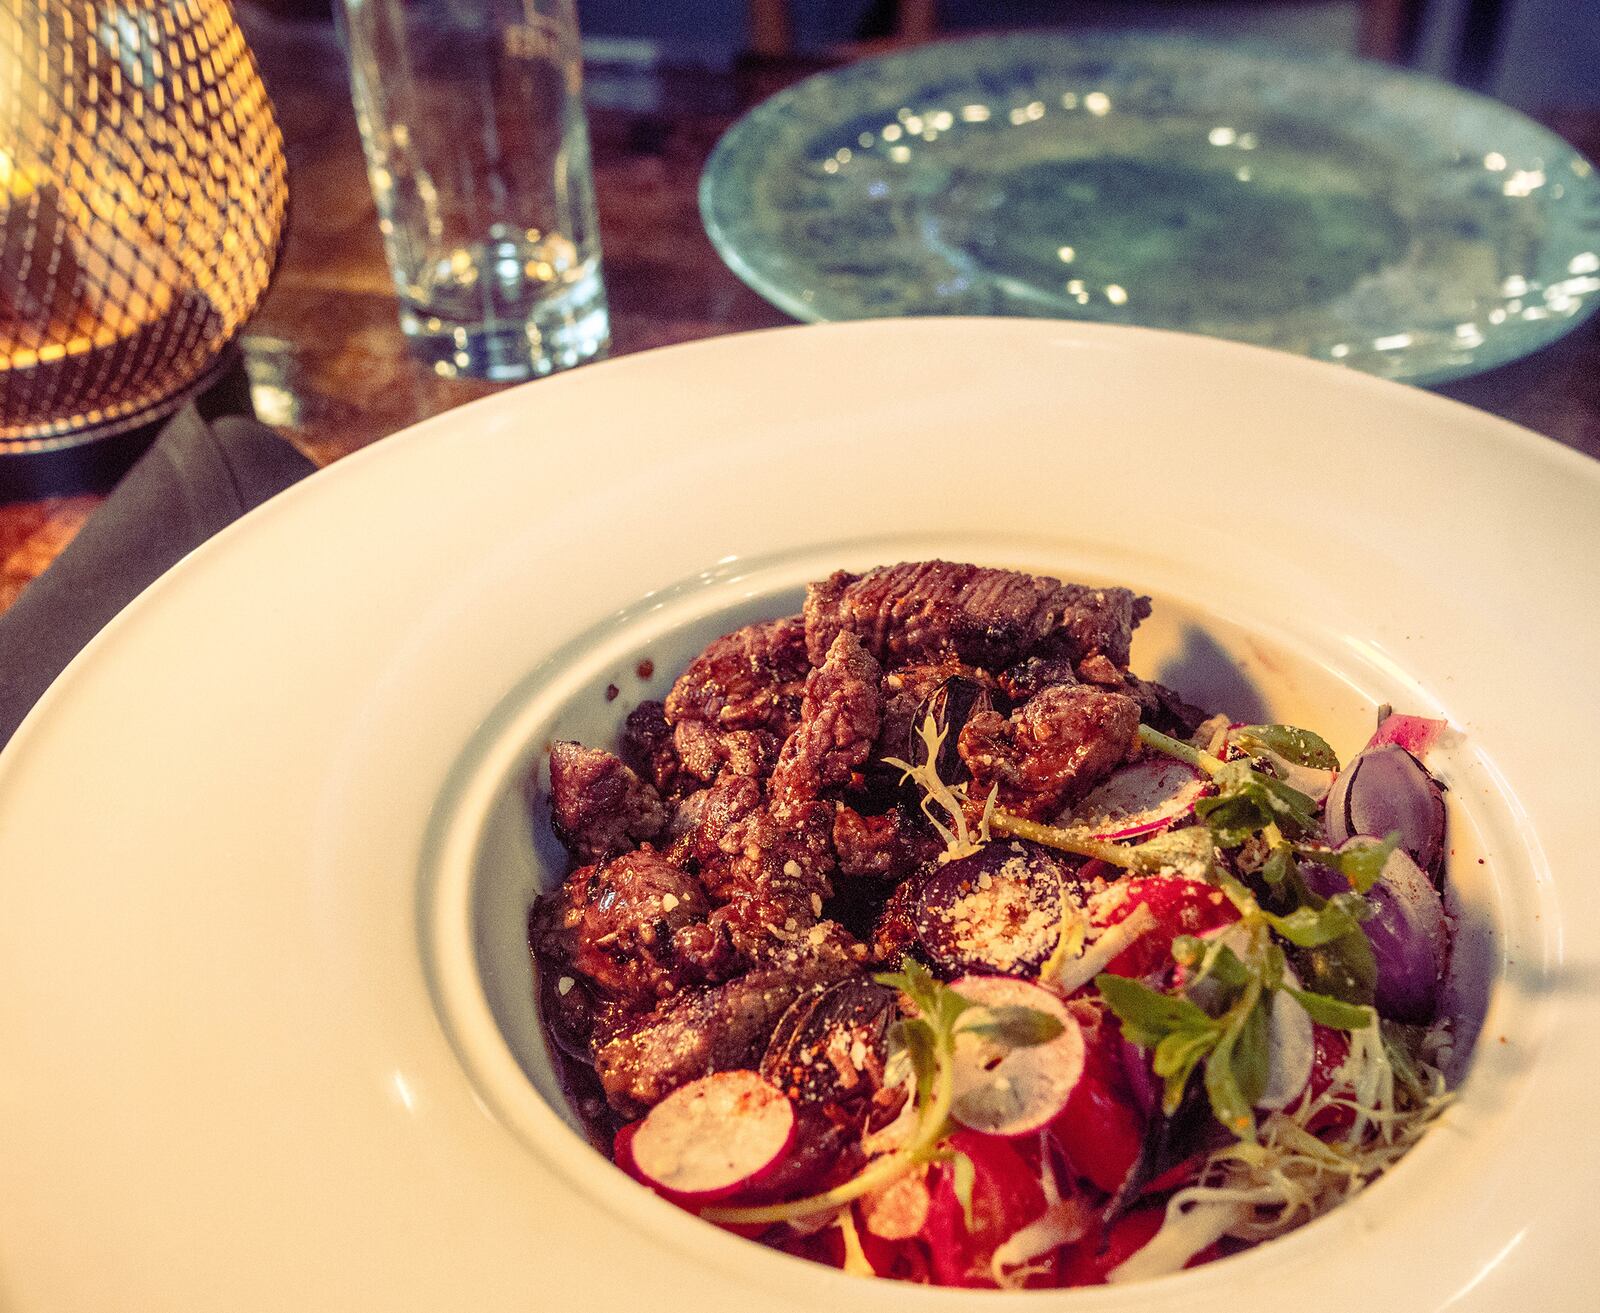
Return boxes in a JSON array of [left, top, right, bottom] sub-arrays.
[[0, 320, 1595, 1312]]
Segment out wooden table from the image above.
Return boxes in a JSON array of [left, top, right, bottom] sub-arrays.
[[3, 10, 1598, 612]]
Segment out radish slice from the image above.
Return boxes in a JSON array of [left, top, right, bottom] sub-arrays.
[[947, 976, 1085, 1137], [1068, 758, 1208, 840], [1191, 923, 1313, 1112], [631, 1070, 796, 1201], [1257, 988, 1315, 1112], [1368, 713, 1446, 757]]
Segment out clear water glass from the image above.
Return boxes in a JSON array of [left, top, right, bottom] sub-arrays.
[[336, 0, 609, 380]]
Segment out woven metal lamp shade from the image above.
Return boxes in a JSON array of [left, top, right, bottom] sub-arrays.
[[0, 0, 288, 454]]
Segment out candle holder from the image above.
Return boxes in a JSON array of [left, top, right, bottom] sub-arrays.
[[0, 0, 288, 473]]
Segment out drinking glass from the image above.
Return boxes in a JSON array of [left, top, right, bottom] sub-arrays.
[[336, 0, 609, 380]]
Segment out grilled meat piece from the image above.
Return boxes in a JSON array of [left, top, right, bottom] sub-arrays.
[[591, 927, 862, 1116], [832, 804, 937, 882], [663, 615, 811, 783], [531, 850, 741, 1009], [619, 700, 682, 796], [768, 631, 882, 823], [546, 742, 668, 863], [1121, 674, 1213, 739], [804, 561, 1150, 676], [958, 683, 1140, 820], [997, 654, 1080, 703], [698, 796, 836, 945]]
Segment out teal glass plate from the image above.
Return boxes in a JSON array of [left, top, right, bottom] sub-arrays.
[[700, 33, 1600, 385]]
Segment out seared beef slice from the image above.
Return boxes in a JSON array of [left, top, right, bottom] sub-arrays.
[[768, 631, 882, 821], [803, 561, 1150, 675], [663, 615, 811, 782], [547, 742, 667, 863], [531, 851, 740, 1009], [958, 684, 1140, 820], [592, 931, 860, 1116]]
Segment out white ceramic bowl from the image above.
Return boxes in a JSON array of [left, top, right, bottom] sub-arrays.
[[0, 320, 1594, 1312]]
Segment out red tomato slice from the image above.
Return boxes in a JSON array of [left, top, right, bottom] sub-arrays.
[[1300, 1024, 1355, 1135], [1091, 875, 1239, 980], [923, 1130, 1052, 1288], [1050, 1010, 1145, 1194], [1059, 1207, 1221, 1286]]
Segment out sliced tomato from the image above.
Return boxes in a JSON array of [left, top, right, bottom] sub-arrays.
[[1058, 1207, 1221, 1286], [1300, 1024, 1355, 1135], [1091, 875, 1239, 980], [858, 1225, 934, 1283], [923, 1130, 1052, 1288], [1049, 1009, 1144, 1194], [777, 1223, 846, 1269]]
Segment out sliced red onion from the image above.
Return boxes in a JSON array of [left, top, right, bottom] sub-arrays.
[[1307, 844, 1447, 1023], [1325, 743, 1447, 878]]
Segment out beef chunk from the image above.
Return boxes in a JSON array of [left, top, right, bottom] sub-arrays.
[[832, 804, 937, 882], [681, 767, 761, 863], [547, 742, 667, 863], [663, 615, 811, 783], [591, 928, 861, 1115], [958, 684, 1140, 820], [1122, 674, 1213, 739], [998, 654, 1080, 703], [768, 631, 882, 822], [531, 851, 740, 1009], [619, 700, 682, 795], [869, 876, 921, 964], [698, 796, 837, 950], [803, 561, 1149, 675]]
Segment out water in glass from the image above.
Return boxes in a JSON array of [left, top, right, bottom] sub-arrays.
[[338, 0, 609, 380]]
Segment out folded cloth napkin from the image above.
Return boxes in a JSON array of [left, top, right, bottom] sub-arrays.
[[0, 405, 316, 752]]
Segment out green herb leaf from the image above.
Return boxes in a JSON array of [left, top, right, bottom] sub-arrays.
[[1318, 838, 1395, 895], [894, 1017, 938, 1108], [1284, 986, 1376, 1031], [1261, 843, 1294, 886], [1095, 973, 1215, 1048], [876, 958, 943, 1017], [959, 1004, 1065, 1047], [1230, 725, 1340, 771], [1231, 994, 1273, 1110], [1152, 1029, 1219, 1113], [1193, 789, 1271, 847], [1297, 928, 1378, 1005], [1123, 824, 1216, 878], [1262, 891, 1372, 948], [1204, 1015, 1256, 1140]]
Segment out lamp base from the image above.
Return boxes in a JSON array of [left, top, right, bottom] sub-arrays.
[[0, 350, 254, 503]]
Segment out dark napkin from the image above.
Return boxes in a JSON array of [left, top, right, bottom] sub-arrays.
[[0, 405, 316, 751]]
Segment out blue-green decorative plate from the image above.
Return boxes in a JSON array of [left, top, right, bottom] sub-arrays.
[[700, 33, 1600, 384]]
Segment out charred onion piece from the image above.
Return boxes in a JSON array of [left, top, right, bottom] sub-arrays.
[[760, 975, 899, 1117], [912, 841, 1079, 978]]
